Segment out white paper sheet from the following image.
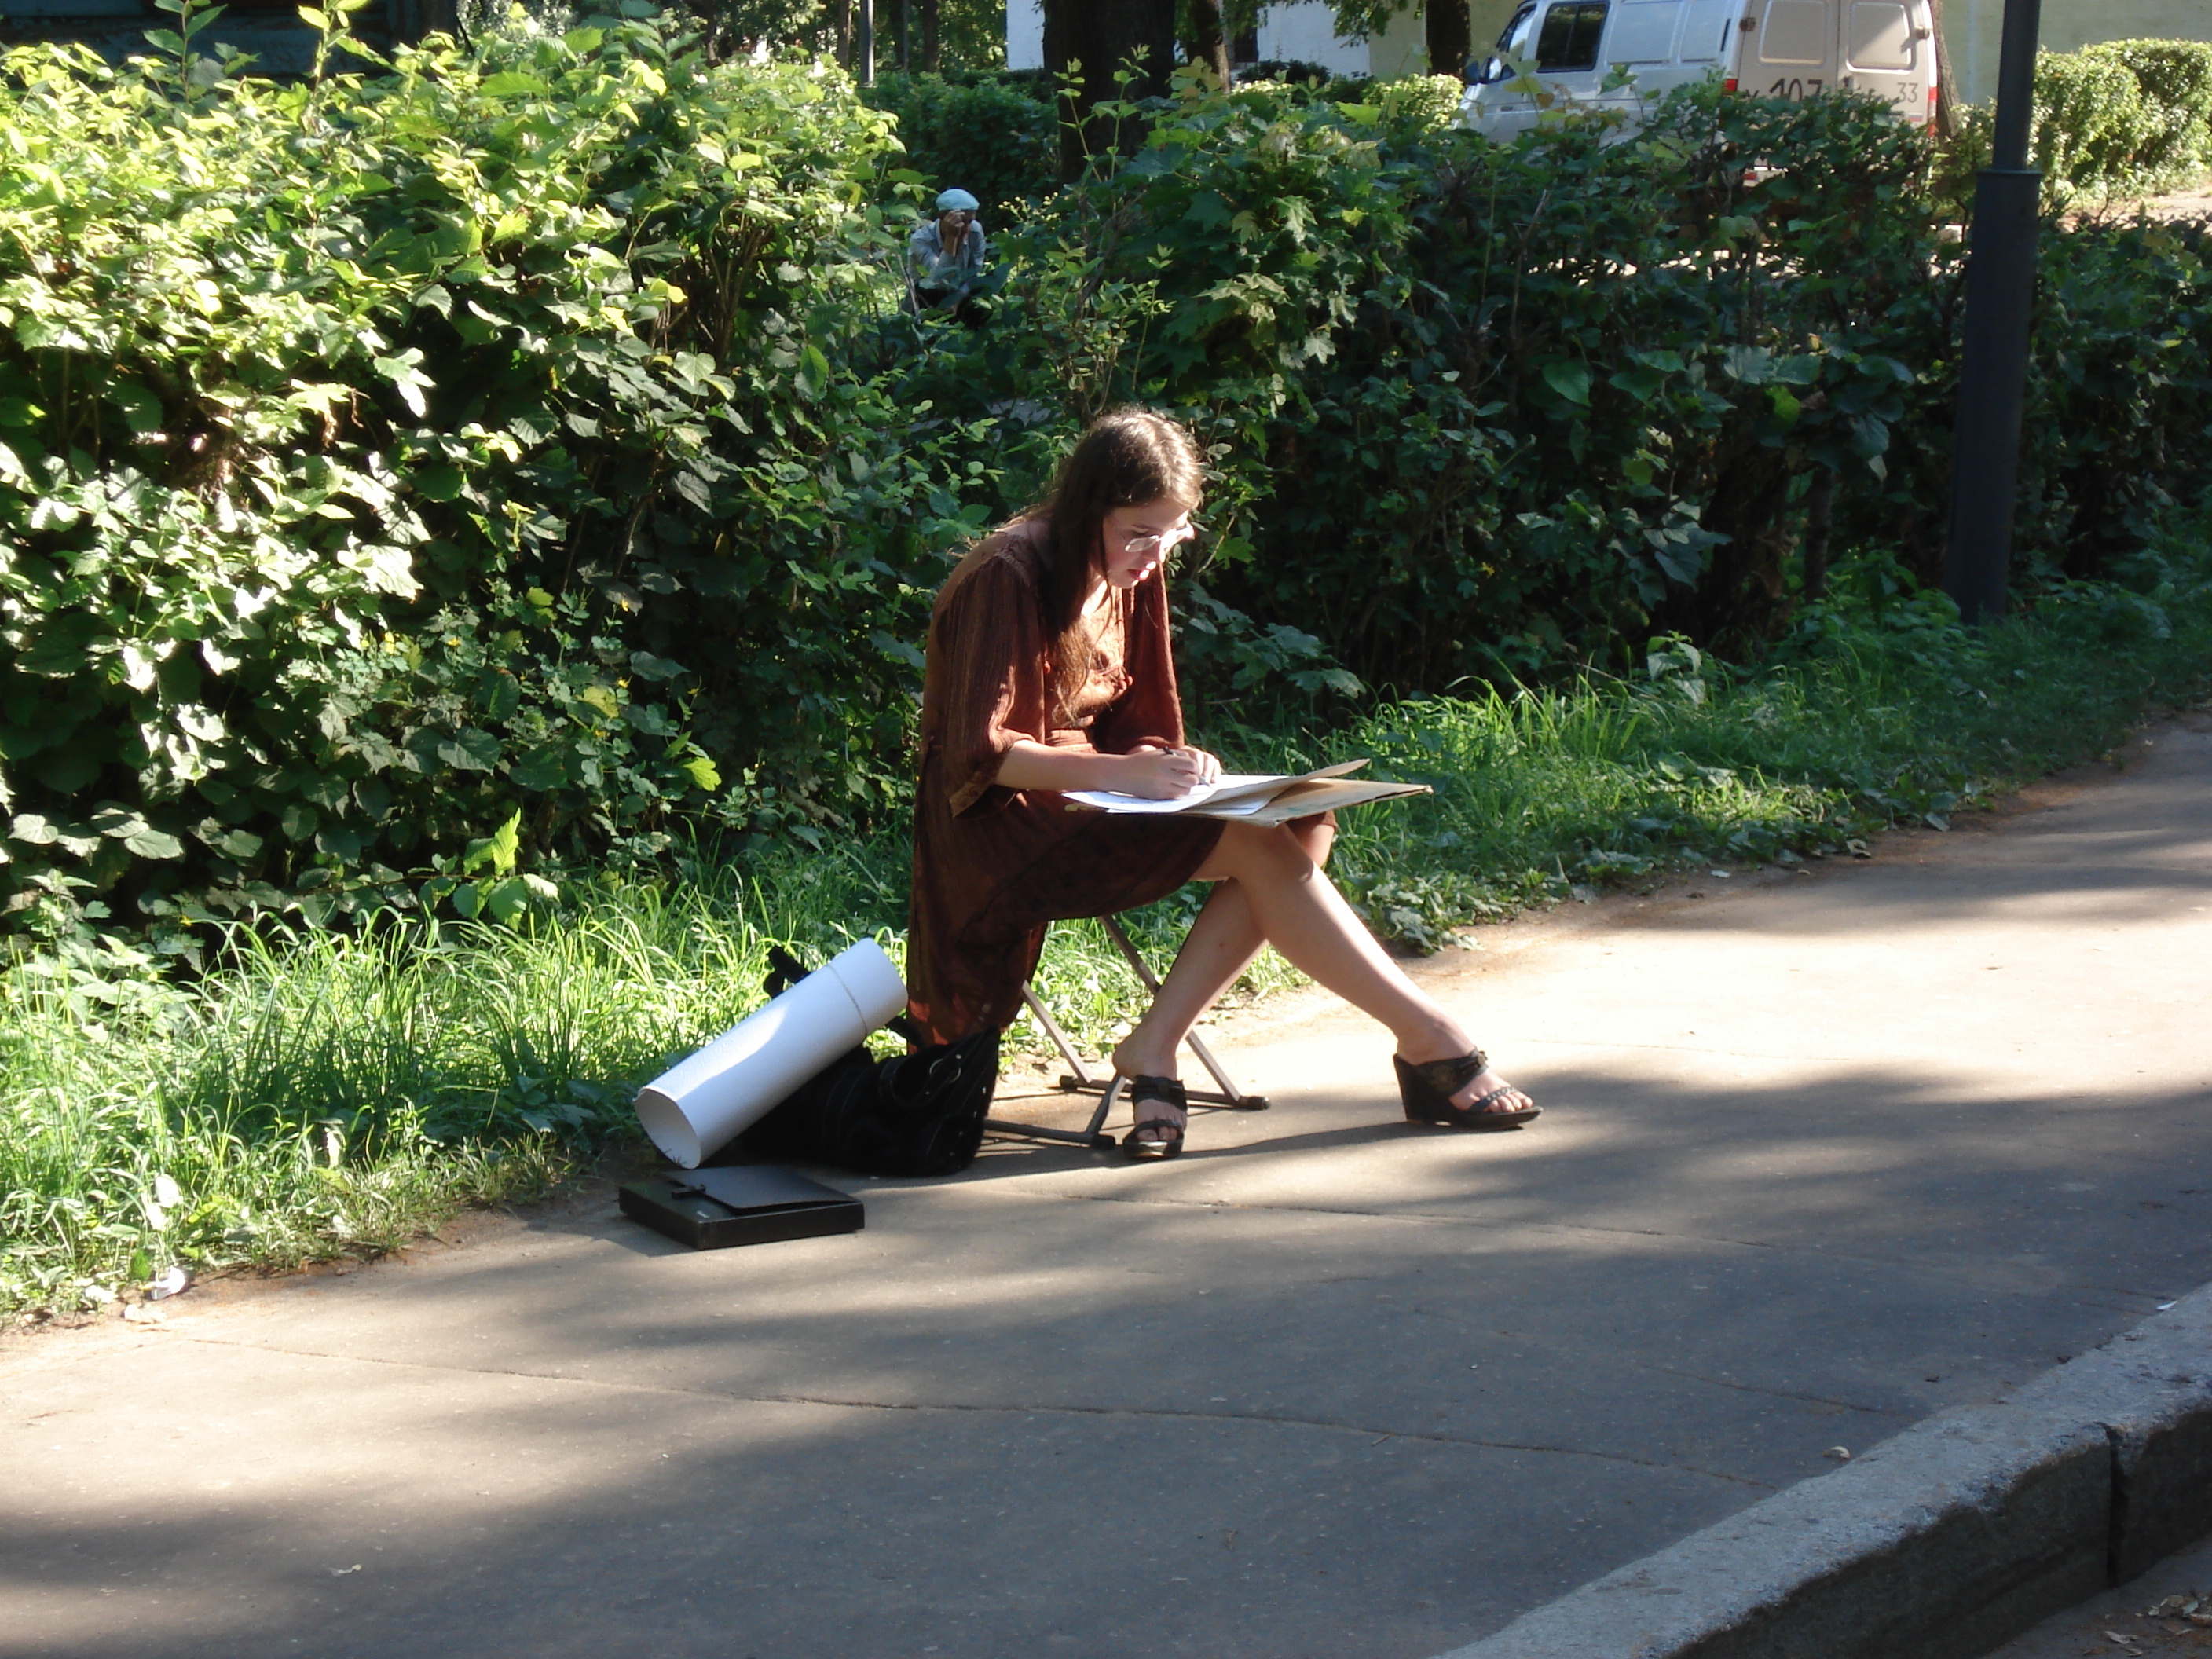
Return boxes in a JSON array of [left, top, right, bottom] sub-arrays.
[[1064, 773, 1280, 815], [1064, 760, 1371, 816]]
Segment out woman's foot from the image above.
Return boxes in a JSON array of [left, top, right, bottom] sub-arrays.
[[1456, 1067, 1535, 1118], [1393, 1050, 1540, 1129], [1120, 1075, 1189, 1159]]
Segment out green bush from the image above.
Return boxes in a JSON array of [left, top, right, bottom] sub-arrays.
[[2033, 48, 2155, 191], [0, 9, 1012, 938], [951, 75, 1944, 687], [862, 69, 1060, 212], [1938, 39, 2212, 203], [1372, 71, 1467, 137], [1997, 39, 2212, 198], [2093, 38, 2212, 183]]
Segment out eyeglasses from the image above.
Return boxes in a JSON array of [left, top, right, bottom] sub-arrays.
[[1119, 521, 1197, 557]]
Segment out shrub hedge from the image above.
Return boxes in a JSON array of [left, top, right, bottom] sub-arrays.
[[859, 68, 1058, 214], [2029, 38, 2212, 196], [0, 10, 1009, 940]]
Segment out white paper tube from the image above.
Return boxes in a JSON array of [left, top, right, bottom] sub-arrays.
[[633, 939, 907, 1167]]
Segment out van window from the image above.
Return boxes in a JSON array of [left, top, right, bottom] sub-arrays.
[[1536, 1, 1610, 71], [1845, 0, 1915, 69], [1756, 0, 1828, 64], [1607, 0, 1680, 65], [1478, 2, 1539, 81], [1677, 0, 1736, 62]]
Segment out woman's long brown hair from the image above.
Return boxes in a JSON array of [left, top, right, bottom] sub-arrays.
[[1028, 408, 1203, 712]]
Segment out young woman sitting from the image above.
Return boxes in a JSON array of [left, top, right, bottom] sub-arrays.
[[906, 408, 1538, 1160]]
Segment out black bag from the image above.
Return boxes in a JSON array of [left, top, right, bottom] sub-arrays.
[[739, 949, 1000, 1177]]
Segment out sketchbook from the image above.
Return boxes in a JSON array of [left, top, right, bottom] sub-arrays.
[[1065, 759, 1430, 824]]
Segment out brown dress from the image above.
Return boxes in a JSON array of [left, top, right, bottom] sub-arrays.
[[906, 519, 1225, 1043]]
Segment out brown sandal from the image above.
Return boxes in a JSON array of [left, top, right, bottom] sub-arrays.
[[1394, 1051, 1540, 1130], [1120, 1075, 1188, 1160]]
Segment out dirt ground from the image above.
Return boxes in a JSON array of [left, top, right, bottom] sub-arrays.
[[2067, 179, 2212, 226]]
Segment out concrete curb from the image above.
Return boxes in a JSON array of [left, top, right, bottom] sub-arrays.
[[1432, 1284, 2212, 1659]]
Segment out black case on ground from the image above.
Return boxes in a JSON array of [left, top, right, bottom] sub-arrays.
[[618, 1166, 865, 1251]]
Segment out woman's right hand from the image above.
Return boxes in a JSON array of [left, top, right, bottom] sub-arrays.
[[1115, 745, 1218, 800]]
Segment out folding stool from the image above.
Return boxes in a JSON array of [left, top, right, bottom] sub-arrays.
[[982, 914, 1269, 1151]]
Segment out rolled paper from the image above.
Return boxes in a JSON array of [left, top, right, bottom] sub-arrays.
[[633, 939, 907, 1168]]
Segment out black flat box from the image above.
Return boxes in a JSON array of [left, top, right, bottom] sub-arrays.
[[618, 1166, 864, 1251]]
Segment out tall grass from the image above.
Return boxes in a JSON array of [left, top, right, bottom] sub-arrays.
[[0, 883, 782, 1313], [6, 537, 2211, 1316]]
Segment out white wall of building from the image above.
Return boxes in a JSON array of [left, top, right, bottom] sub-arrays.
[[1007, 0, 1043, 71], [1256, 3, 1372, 74]]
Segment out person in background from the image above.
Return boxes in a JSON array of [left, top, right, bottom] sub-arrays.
[[910, 188, 987, 322]]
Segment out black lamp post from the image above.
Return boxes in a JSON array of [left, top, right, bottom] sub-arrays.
[[1942, 0, 2044, 625]]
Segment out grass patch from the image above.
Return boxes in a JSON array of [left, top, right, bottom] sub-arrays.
[[6, 534, 2212, 1317]]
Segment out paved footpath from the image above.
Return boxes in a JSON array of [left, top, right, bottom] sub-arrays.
[[4, 712, 2210, 1659]]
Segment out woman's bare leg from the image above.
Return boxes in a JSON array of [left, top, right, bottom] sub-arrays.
[[1111, 821, 1332, 1085], [1111, 820, 1528, 1123]]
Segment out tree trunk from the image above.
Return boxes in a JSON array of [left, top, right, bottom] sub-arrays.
[[1928, 0, 1959, 139], [1185, 0, 1232, 84], [1043, 0, 1179, 181], [921, 0, 939, 71], [831, 0, 851, 68], [1426, 0, 1470, 78]]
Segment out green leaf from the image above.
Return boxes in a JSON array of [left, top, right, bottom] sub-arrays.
[[124, 825, 185, 859], [1608, 368, 1665, 404], [509, 749, 567, 791], [482, 875, 533, 925], [107, 381, 163, 434], [1540, 361, 1591, 407], [793, 344, 831, 402], [414, 464, 464, 500], [1722, 345, 1773, 384], [461, 808, 522, 877], [434, 728, 503, 771], [681, 755, 721, 792]]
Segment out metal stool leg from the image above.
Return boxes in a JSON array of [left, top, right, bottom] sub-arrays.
[[1101, 917, 1268, 1111], [982, 989, 1122, 1148], [980, 914, 1270, 1149]]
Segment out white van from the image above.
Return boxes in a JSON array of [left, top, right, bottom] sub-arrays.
[[1460, 0, 1938, 141]]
